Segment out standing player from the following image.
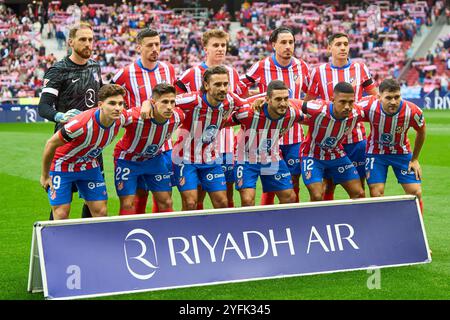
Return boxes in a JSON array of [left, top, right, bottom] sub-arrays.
[[38, 22, 102, 219], [143, 66, 248, 211], [240, 26, 310, 205], [40, 85, 126, 219], [114, 84, 183, 215], [112, 28, 176, 214], [301, 82, 366, 201], [225, 81, 302, 206], [361, 79, 426, 213], [305, 33, 378, 200], [175, 29, 244, 209]]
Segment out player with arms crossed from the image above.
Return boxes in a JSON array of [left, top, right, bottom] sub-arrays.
[[240, 26, 310, 205], [38, 22, 103, 219], [226, 80, 302, 206], [301, 82, 365, 201], [113, 28, 176, 214], [361, 79, 426, 213], [175, 29, 245, 209], [40, 85, 126, 219], [305, 33, 378, 200], [114, 84, 183, 215]]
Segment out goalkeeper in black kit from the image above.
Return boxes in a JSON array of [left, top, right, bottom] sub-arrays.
[[38, 22, 103, 219]]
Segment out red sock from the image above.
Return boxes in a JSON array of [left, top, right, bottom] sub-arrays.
[[293, 186, 300, 202], [152, 196, 159, 213], [197, 203, 204, 210], [228, 201, 235, 208], [323, 191, 334, 201], [158, 207, 173, 213], [119, 208, 135, 216], [133, 194, 148, 214], [260, 192, 275, 205], [419, 199, 424, 216]]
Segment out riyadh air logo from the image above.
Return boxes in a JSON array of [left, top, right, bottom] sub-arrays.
[[124, 229, 159, 280], [380, 133, 393, 145], [145, 144, 160, 157]]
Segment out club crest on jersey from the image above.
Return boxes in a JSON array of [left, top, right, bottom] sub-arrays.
[[237, 178, 243, 187], [202, 125, 218, 144], [305, 170, 312, 180], [117, 181, 124, 191], [179, 177, 185, 186], [50, 189, 57, 200]]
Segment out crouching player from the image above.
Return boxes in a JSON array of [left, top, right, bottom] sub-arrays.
[[301, 82, 365, 201], [361, 79, 426, 213], [114, 84, 183, 215], [40, 84, 127, 219], [225, 80, 302, 206]]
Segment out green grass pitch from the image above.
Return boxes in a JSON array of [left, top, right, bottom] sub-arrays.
[[0, 110, 449, 300]]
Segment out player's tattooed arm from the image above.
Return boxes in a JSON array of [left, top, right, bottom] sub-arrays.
[[140, 100, 154, 120]]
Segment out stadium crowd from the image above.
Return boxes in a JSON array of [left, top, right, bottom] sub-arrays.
[[0, 0, 449, 100]]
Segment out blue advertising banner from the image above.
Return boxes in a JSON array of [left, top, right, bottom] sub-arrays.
[[28, 196, 431, 300], [0, 105, 47, 123]]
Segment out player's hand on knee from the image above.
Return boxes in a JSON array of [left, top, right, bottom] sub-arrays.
[[40, 175, 53, 192], [408, 159, 422, 180], [140, 100, 154, 120]]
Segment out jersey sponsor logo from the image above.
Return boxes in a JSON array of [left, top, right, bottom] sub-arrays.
[[202, 125, 218, 144], [320, 136, 337, 149], [144, 144, 160, 157], [380, 133, 393, 145], [88, 148, 103, 158], [85, 89, 96, 108]]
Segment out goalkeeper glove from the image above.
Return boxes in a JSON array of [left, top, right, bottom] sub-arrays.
[[54, 109, 82, 123]]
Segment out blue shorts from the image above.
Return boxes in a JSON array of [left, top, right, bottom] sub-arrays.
[[301, 156, 360, 186], [136, 150, 174, 190], [48, 167, 107, 206], [219, 153, 235, 183], [234, 160, 293, 193], [114, 157, 172, 196], [343, 140, 367, 178], [365, 153, 421, 185], [174, 162, 227, 192], [280, 143, 301, 175]]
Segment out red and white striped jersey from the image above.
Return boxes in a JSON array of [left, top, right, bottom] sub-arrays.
[[228, 100, 304, 164], [359, 96, 425, 155], [113, 107, 185, 162], [172, 92, 248, 164], [240, 54, 310, 145], [112, 59, 176, 152], [307, 60, 376, 144], [176, 62, 245, 154], [301, 100, 365, 160], [52, 108, 126, 172]]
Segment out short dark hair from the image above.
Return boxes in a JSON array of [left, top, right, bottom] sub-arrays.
[[200, 65, 229, 92], [328, 33, 349, 45], [334, 82, 354, 95], [137, 28, 159, 44], [267, 80, 289, 97], [379, 78, 401, 93], [269, 26, 295, 43], [152, 83, 176, 99], [98, 84, 125, 102]]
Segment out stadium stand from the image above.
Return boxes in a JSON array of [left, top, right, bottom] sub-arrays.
[[0, 0, 448, 101]]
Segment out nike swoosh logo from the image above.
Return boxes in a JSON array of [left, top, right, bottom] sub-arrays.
[[72, 79, 80, 83]]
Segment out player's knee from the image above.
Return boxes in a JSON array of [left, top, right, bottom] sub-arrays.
[[370, 188, 384, 197], [53, 208, 69, 220], [183, 198, 197, 211], [309, 189, 323, 201], [157, 197, 173, 210], [406, 188, 422, 199], [121, 199, 135, 212], [240, 194, 254, 207], [213, 197, 228, 208], [352, 188, 365, 199], [92, 205, 107, 217]]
